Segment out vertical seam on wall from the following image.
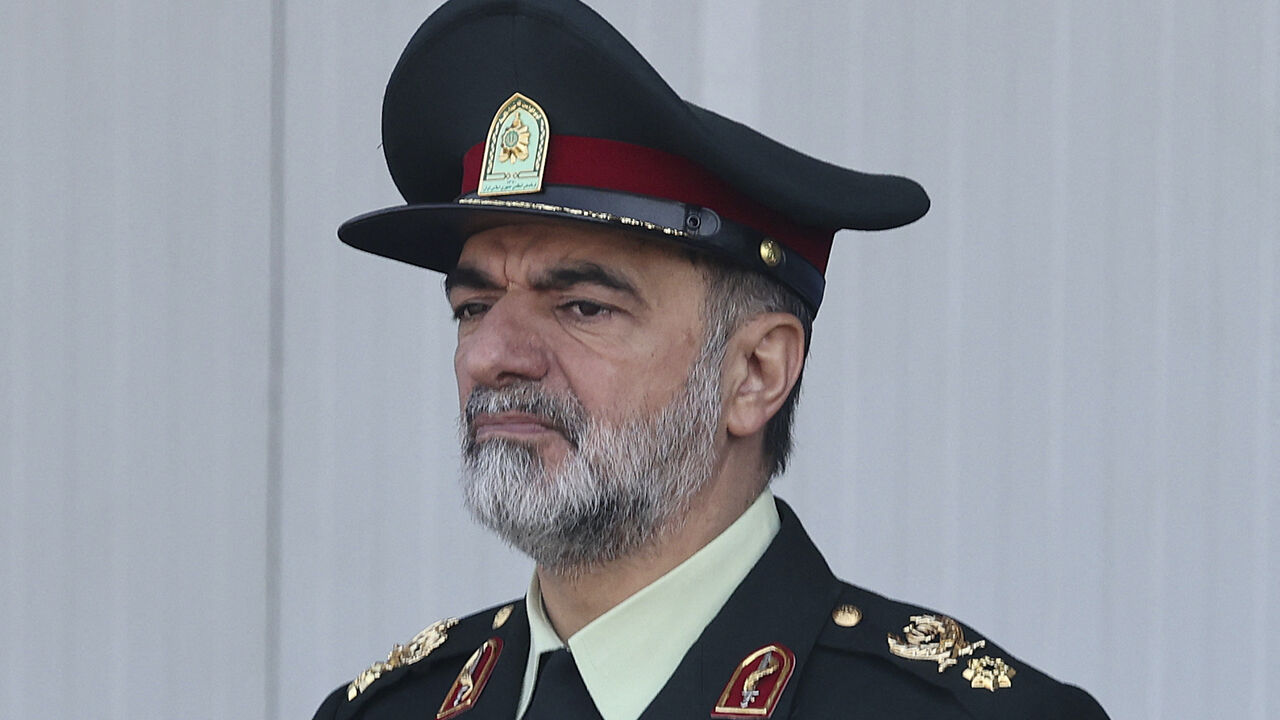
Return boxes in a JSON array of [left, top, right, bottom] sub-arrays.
[[266, 0, 287, 718], [1150, 5, 1176, 717], [1252, 3, 1278, 718], [1047, 0, 1070, 649]]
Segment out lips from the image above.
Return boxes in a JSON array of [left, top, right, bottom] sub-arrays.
[[464, 384, 586, 449], [470, 412, 565, 439]]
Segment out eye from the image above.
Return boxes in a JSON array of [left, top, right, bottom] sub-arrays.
[[451, 302, 490, 321], [561, 300, 612, 319]]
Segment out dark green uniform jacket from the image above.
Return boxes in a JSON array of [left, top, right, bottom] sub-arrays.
[[313, 501, 1109, 719]]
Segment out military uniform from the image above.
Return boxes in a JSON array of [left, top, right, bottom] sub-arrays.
[[313, 500, 1108, 719], [321, 0, 1112, 717]]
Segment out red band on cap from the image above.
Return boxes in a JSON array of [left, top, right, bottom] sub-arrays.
[[461, 136, 832, 273]]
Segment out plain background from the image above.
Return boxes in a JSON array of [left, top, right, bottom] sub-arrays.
[[2, 1, 1276, 718]]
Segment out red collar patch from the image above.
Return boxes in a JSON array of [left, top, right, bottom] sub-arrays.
[[711, 644, 796, 718], [436, 637, 503, 719]]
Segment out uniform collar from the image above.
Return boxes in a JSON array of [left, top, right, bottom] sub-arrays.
[[520, 490, 781, 720], [634, 497, 843, 720]]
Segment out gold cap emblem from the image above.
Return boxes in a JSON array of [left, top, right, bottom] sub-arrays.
[[477, 93, 550, 197]]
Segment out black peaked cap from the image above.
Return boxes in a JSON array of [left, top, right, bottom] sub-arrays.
[[339, 0, 930, 311]]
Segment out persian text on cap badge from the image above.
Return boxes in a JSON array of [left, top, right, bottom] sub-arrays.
[[347, 618, 459, 701], [887, 614, 985, 672], [437, 637, 504, 719], [711, 644, 796, 718], [478, 93, 550, 197], [962, 656, 1016, 692]]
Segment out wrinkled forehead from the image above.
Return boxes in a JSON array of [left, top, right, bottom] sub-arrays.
[[455, 221, 707, 289]]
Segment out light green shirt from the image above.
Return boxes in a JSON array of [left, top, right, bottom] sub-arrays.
[[517, 490, 781, 720]]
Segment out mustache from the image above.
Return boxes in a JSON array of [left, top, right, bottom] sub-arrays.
[[463, 383, 587, 450]]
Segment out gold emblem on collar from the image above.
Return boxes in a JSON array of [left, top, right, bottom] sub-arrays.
[[347, 618, 459, 701], [477, 93, 550, 197], [437, 637, 504, 719], [886, 614, 985, 672], [962, 656, 1016, 691], [711, 644, 796, 718]]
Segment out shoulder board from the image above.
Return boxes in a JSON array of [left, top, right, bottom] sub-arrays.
[[815, 584, 1108, 719], [332, 600, 523, 720]]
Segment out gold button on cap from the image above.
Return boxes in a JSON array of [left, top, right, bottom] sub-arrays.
[[759, 238, 783, 267], [492, 604, 514, 629], [832, 604, 862, 627]]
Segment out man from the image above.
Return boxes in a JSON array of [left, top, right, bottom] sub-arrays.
[[314, 1, 1110, 718]]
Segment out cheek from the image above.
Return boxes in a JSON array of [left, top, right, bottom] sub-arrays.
[[569, 335, 701, 414]]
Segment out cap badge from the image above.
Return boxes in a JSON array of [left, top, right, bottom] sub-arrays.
[[348, 618, 459, 701], [477, 93, 550, 197], [887, 614, 985, 673], [962, 656, 1016, 692], [711, 644, 796, 718], [437, 637, 504, 719]]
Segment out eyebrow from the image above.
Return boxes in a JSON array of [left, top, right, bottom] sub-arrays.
[[444, 265, 500, 294], [531, 263, 640, 298], [445, 261, 644, 303]]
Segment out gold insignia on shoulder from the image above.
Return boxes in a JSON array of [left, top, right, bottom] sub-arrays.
[[492, 604, 513, 629], [347, 618, 460, 701], [477, 93, 550, 197], [962, 656, 1016, 691], [887, 614, 985, 672]]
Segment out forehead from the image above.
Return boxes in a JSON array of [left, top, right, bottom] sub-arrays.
[[456, 221, 702, 283]]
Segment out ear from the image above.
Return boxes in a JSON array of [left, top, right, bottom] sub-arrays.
[[721, 312, 805, 440]]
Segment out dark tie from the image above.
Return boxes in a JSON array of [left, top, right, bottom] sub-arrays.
[[522, 649, 604, 720]]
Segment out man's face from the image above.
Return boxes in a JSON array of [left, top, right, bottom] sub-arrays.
[[447, 222, 723, 569]]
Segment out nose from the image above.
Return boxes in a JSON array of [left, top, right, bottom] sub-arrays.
[[454, 294, 550, 388]]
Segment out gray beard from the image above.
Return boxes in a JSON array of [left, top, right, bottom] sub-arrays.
[[459, 345, 722, 572]]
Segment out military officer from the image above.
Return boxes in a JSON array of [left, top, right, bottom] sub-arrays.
[[313, 0, 1111, 718]]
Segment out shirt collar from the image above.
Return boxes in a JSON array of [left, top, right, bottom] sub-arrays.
[[519, 490, 781, 720]]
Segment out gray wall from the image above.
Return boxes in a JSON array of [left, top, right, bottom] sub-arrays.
[[3, 1, 1276, 718]]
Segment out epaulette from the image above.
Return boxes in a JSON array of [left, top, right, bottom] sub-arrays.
[[323, 600, 521, 720], [816, 584, 1103, 719]]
